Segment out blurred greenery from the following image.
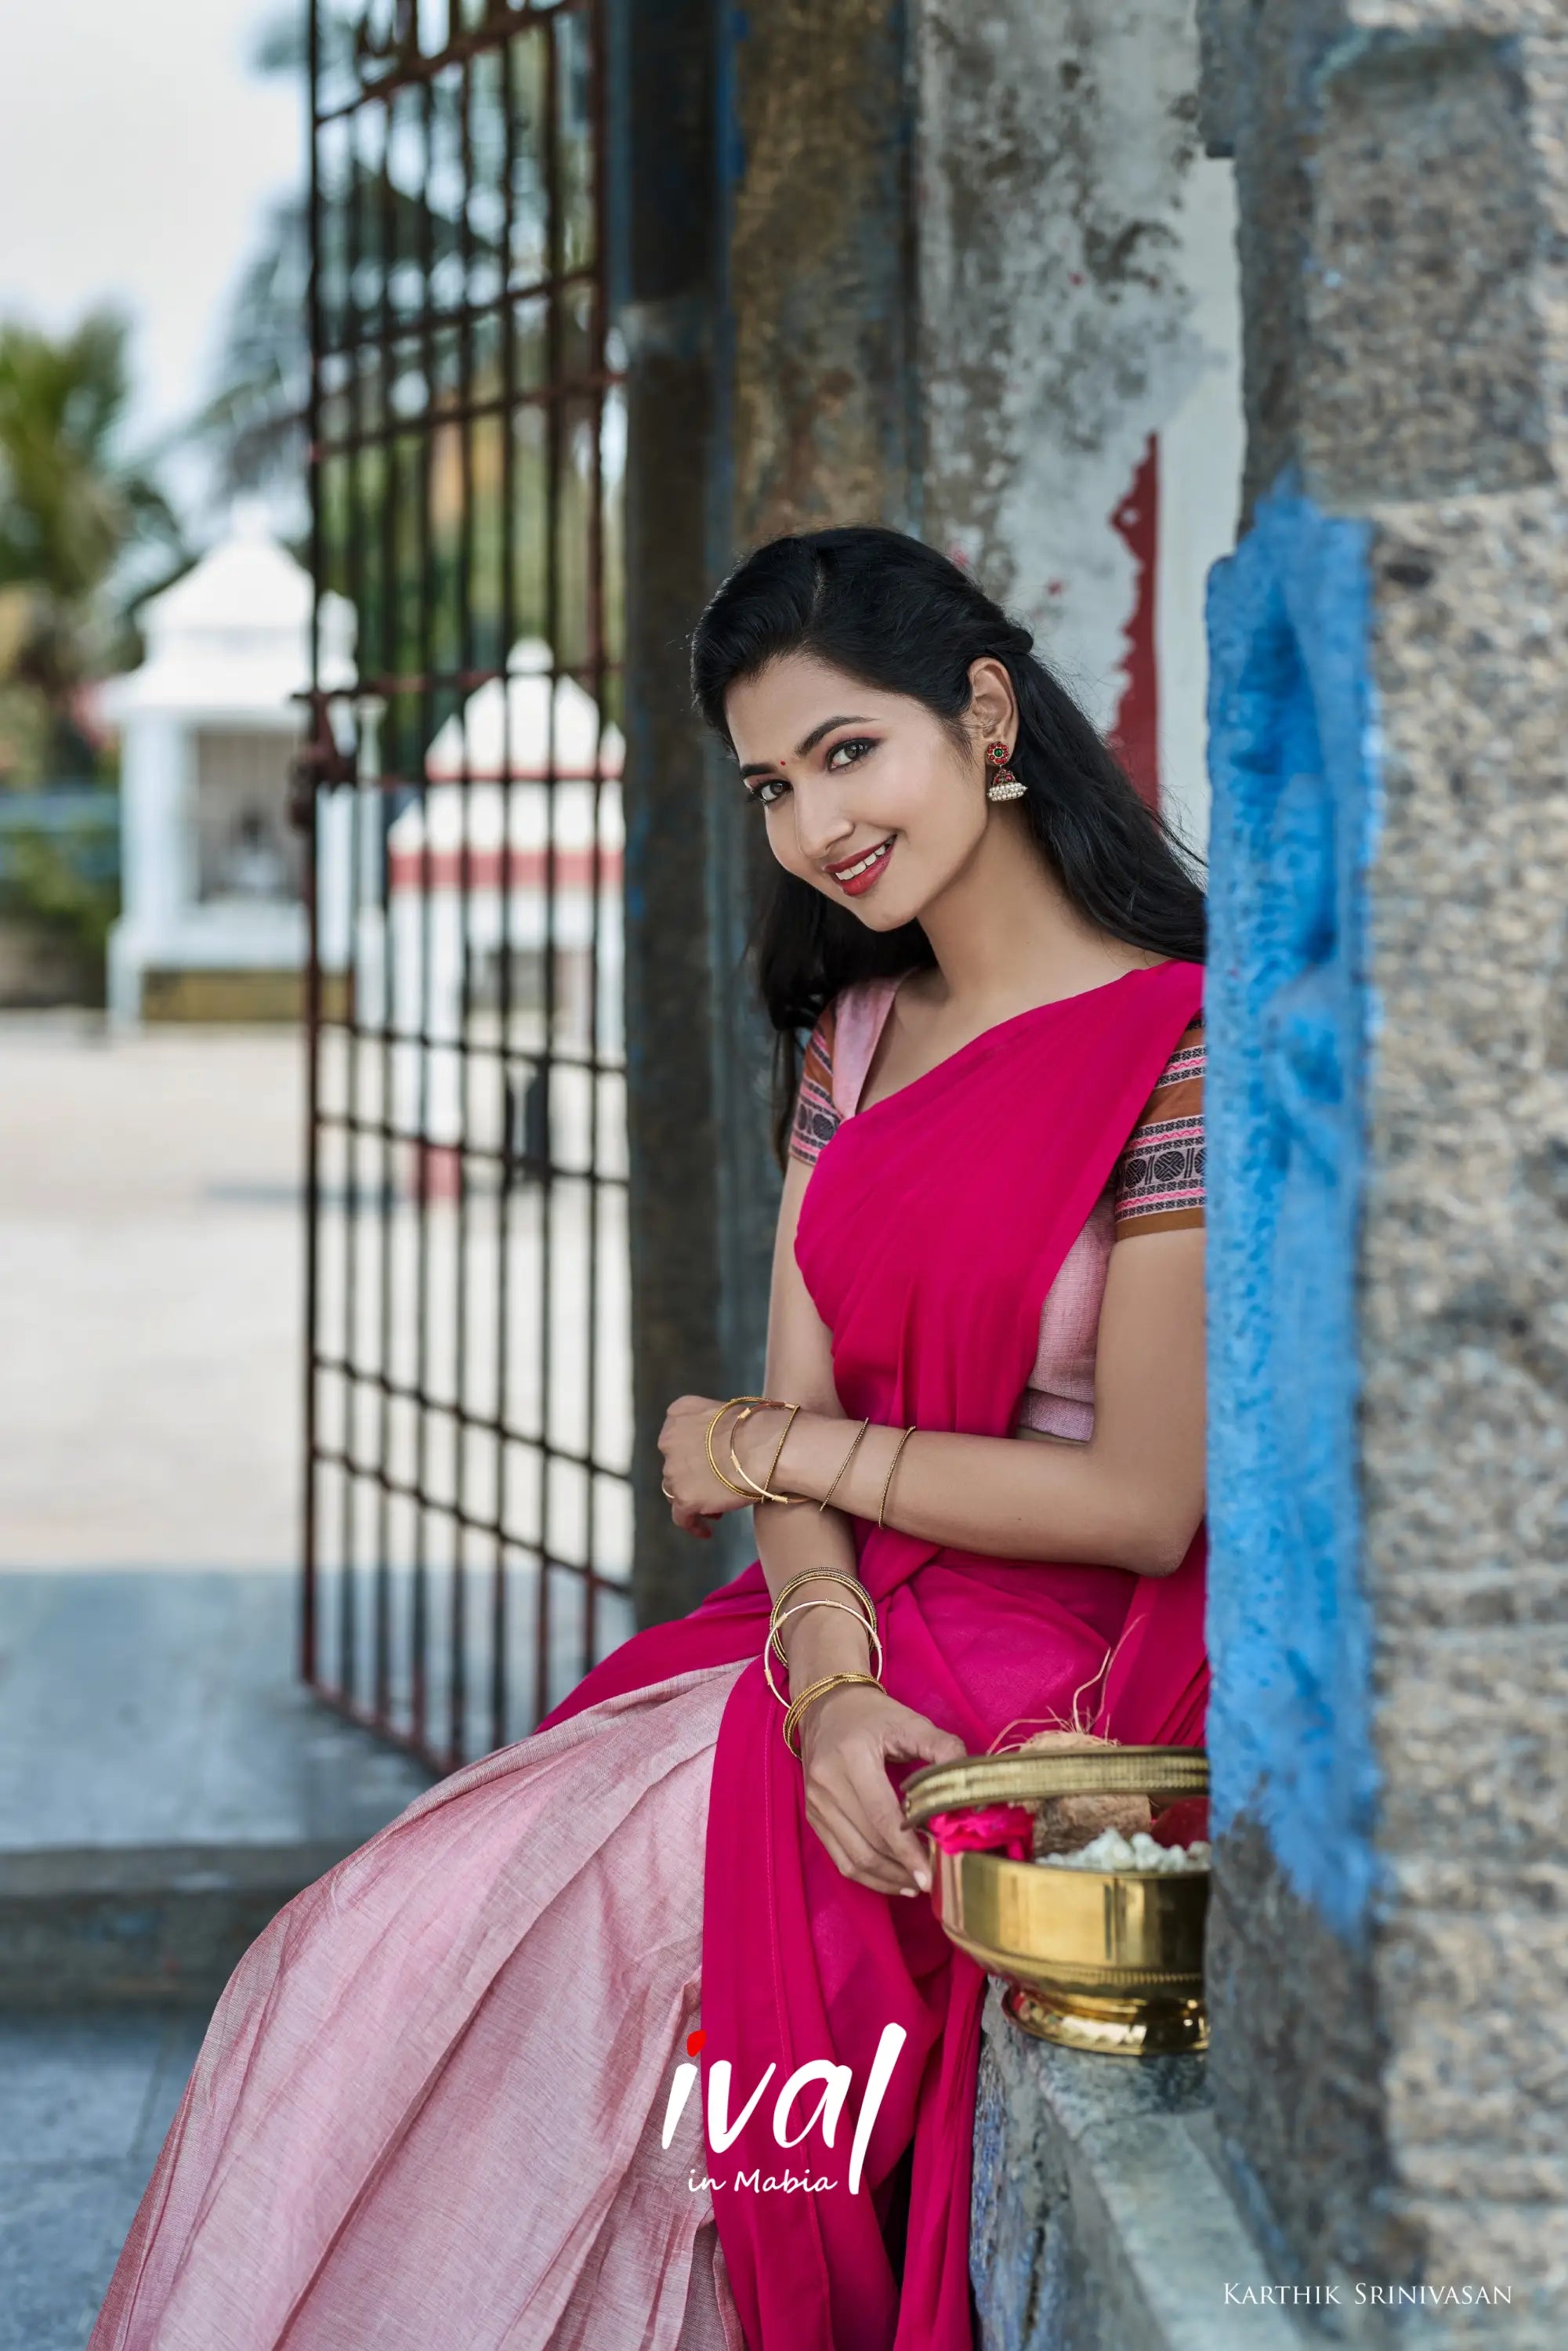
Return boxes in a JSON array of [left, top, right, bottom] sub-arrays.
[[0, 799, 120, 1000], [195, 3, 622, 779], [2, 826, 118, 951], [0, 310, 185, 785]]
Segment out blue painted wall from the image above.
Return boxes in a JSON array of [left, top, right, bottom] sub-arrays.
[[1203, 468, 1382, 1943]]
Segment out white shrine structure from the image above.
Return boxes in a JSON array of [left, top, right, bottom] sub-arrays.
[[384, 640, 625, 1191], [106, 507, 354, 1024]]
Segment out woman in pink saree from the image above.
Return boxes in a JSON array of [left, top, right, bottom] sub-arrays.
[[90, 527, 1208, 2351]]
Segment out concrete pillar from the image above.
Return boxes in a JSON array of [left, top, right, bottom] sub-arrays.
[[109, 713, 190, 1028], [617, 2, 1244, 1623], [713, 0, 921, 1429], [616, 0, 733, 1623], [616, 1, 916, 1619], [1200, 5, 1568, 2327], [915, 0, 1244, 839]]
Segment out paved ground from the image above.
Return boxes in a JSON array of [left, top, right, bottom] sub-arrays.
[[0, 2009, 208, 2351], [0, 1016, 435, 2336], [0, 1015, 304, 1569], [0, 1572, 433, 2342], [0, 1012, 633, 1580], [0, 1013, 628, 2338], [0, 1571, 430, 1859]]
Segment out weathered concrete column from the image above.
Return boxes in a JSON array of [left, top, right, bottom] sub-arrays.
[[621, 1, 1247, 1624], [915, 0, 1244, 838], [1200, 4, 1568, 2333], [709, 0, 922, 1477], [617, 1, 918, 1618], [617, 0, 733, 1623]]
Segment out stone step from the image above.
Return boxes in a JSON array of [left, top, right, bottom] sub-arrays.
[[0, 1840, 371, 2007], [0, 1570, 433, 2007]]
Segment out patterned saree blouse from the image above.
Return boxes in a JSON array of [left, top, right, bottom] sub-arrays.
[[788, 976, 1205, 1440]]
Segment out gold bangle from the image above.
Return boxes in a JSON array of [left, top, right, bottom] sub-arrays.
[[765, 1574, 877, 1704], [770, 1599, 884, 1679], [782, 1670, 884, 1757], [771, 1596, 882, 1667], [759, 1601, 881, 1707], [706, 1401, 757, 1497], [818, 1417, 871, 1513], [771, 1567, 875, 1614], [764, 1402, 800, 1494], [728, 1403, 810, 1507], [705, 1396, 782, 1498], [877, 1425, 916, 1531], [769, 1570, 876, 1636]]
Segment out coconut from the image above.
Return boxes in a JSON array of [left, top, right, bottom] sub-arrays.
[[1007, 1727, 1154, 1860]]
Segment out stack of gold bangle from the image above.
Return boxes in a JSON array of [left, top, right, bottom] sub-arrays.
[[700, 1400, 920, 1529], [781, 1671, 882, 1756], [690, 1404, 924, 1755], [704, 1396, 812, 1507], [765, 1570, 884, 1754]]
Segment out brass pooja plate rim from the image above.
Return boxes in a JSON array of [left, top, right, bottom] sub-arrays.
[[900, 1744, 1208, 1828]]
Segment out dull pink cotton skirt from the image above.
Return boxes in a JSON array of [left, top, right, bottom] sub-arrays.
[[90, 1660, 754, 2351]]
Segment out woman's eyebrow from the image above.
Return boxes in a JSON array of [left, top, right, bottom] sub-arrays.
[[738, 715, 871, 779], [796, 713, 869, 756]]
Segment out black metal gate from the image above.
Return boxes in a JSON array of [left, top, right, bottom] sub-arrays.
[[296, 0, 630, 1773]]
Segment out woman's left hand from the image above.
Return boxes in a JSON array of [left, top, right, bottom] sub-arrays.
[[658, 1394, 804, 1533]]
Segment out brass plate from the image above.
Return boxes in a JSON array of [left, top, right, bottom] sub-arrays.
[[934, 1846, 1208, 1985], [901, 1744, 1208, 1828], [1003, 1982, 1208, 2057]]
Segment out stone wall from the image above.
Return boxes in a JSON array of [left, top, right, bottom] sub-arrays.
[[970, 1980, 1312, 2351], [1201, 5, 1568, 2336]]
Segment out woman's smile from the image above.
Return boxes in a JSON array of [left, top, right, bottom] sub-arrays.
[[824, 834, 896, 895]]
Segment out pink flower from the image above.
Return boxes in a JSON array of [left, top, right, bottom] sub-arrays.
[[925, 1804, 1035, 1862], [1148, 1796, 1209, 1849]]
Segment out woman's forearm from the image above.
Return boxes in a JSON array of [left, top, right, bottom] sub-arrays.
[[758, 1411, 1200, 1578], [753, 1487, 881, 1686]]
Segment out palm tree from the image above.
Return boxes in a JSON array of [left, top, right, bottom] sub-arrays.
[[0, 308, 182, 781], [194, 5, 621, 781], [194, 9, 596, 773]]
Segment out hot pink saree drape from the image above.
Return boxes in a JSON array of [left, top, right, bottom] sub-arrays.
[[537, 957, 1209, 2351], [89, 958, 1206, 2351]]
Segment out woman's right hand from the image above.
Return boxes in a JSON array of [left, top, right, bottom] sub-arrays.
[[798, 1683, 965, 1899]]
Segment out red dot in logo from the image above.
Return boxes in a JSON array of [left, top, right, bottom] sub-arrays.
[[686, 2030, 707, 2057]]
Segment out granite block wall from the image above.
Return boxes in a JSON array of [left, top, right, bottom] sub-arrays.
[[1200, 5, 1568, 2338]]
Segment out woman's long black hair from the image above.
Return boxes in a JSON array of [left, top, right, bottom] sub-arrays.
[[689, 526, 1207, 1168]]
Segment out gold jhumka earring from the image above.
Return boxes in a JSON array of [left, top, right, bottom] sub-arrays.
[[985, 741, 1026, 801]]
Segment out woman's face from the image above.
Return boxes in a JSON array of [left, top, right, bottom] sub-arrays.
[[723, 651, 1016, 930]]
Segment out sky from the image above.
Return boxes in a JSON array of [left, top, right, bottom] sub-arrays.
[[0, 0, 302, 507]]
